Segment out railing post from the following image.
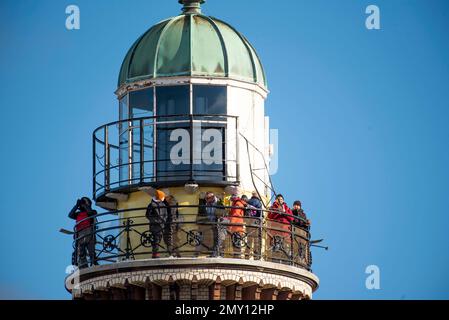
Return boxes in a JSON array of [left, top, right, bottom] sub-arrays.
[[153, 117, 157, 182], [222, 123, 227, 182], [128, 121, 133, 185], [290, 223, 294, 266], [259, 210, 264, 261], [189, 114, 194, 181], [305, 226, 312, 271], [92, 222, 97, 265], [104, 126, 110, 193], [216, 216, 224, 258], [140, 119, 144, 184], [235, 117, 240, 183], [125, 218, 133, 260], [92, 132, 96, 200], [308, 241, 312, 271], [167, 205, 175, 256]]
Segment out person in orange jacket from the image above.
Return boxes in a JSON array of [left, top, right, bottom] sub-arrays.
[[226, 194, 247, 258], [228, 194, 246, 234]]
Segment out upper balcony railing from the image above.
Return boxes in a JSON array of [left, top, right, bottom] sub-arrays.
[[71, 205, 312, 271], [93, 115, 239, 201]]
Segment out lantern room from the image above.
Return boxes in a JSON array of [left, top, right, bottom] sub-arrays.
[[93, 0, 270, 204]]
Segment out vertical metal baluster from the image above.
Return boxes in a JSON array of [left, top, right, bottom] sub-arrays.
[[216, 214, 222, 257], [168, 204, 174, 257], [153, 88, 157, 182], [105, 126, 110, 193], [92, 131, 96, 200], [259, 210, 264, 261], [189, 114, 194, 181], [140, 119, 144, 184], [125, 218, 131, 260], [290, 222, 294, 266], [153, 117, 157, 182], [235, 117, 240, 183], [222, 124, 226, 182], [128, 120, 133, 185], [304, 231, 312, 270]]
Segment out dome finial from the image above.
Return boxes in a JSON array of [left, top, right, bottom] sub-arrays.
[[178, 0, 205, 14]]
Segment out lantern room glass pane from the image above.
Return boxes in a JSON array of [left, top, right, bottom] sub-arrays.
[[156, 85, 190, 181], [129, 88, 154, 119], [193, 85, 227, 115], [129, 89, 154, 183], [142, 120, 155, 183], [119, 95, 130, 186], [192, 85, 226, 181], [155, 126, 191, 182], [156, 85, 190, 116], [192, 126, 225, 181], [119, 94, 129, 120]]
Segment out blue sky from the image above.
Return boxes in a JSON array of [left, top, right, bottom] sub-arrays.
[[1, 0, 448, 299]]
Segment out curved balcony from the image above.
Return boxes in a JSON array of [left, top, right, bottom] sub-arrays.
[[71, 205, 312, 271], [93, 115, 239, 201]]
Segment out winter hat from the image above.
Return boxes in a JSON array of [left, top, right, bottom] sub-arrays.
[[230, 194, 239, 201], [155, 190, 166, 201]]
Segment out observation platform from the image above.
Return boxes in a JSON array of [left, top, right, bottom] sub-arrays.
[[66, 205, 319, 300]]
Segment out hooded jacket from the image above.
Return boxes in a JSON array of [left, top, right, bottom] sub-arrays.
[[146, 198, 168, 226], [268, 201, 294, 225]]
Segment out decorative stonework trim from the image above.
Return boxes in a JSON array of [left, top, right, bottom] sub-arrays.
[[77, 258, 319, 290], [73, 266, 313, 299], [115, 76, 269, 100]]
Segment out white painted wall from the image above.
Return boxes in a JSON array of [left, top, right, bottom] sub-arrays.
[[227, 84, 270, 197]]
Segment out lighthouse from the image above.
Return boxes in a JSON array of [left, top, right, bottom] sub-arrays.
[[66, 0, 319, 300]]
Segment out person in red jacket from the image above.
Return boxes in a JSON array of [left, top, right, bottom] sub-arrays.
[[268, 194, 294, 224], [268, 194, 294, 252], [69, 197, 97, 268]]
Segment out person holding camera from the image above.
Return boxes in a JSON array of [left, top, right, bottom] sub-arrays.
[[68, 197, 98, 268]]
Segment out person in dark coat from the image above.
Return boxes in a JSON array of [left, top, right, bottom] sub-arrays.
[[247, 191, 263, 218], [245, 192, 263, 260], [68, 197, 97, 268], [145, 190, 168, 258], [164, 195, 179, 257], [292, 200, 311, 230], [241, 195, 252, 218], [197, 191, 225, 257]]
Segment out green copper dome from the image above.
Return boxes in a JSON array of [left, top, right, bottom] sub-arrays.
[[118, 1, 267, 89]]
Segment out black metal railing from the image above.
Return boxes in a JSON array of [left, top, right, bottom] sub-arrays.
[[71, 205, 312, 271], [93, 115, 239, 200]]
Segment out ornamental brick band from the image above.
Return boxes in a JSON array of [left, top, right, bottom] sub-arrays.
[[68, 258, 318, 300]]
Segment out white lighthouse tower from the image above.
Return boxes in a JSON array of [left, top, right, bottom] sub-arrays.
[[66, 0, 319, 300]]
